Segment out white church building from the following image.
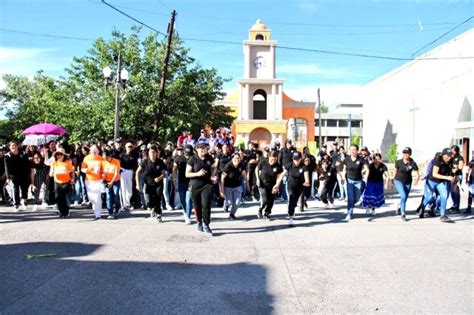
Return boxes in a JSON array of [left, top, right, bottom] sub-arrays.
[[363, 28, 474, 163]]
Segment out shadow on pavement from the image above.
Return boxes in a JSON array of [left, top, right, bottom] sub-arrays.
[[0, 242, 274, 314]]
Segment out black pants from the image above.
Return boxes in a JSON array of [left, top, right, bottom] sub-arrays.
[[47, 177, 56, 205], [55, 182, 71, 216], [191, 184, 213, 225], [259, 186, 276, 215], [11, 179, 28, 206], [147, 184, 164, 215], [247, 167, 259, 199], [288, 185, 304, 217], [320, 178, 336, 204]]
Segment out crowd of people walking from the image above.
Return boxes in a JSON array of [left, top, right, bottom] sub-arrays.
[[1, 127, 471, 236]]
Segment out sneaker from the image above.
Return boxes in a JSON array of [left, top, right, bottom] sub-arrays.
[[366, 208, 371, 214], [184, 217, 192, 225], [440, 215, 451, 222], [464, 208, 472, 214], [107, 215, 114, 219], [20, 200, 27, 211], [288, 217, 294, 226], [203, 224, 213, 235], [94, 216, 100, 220], [263, 214, 270, 221], [401, 214, 408, 222], [40, 202, 49, 209], [371, 208, 376, 216], [228, 213, 236, 220], [165, 204, 173, 211], [418, 208, 425, 218], [257, 210, 263, 219], [344, 214, 351, 221], [73, 201, 80, 207], [223, 206, 229, 213], [156, 215, 163, 223], [150, 211, 157, 218], [197, 222, 204, 232], [32, 204, 38, 212], [14, 205, 20, 212]]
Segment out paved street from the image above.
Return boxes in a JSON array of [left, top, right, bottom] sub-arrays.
[[0, 189, 472, 314]]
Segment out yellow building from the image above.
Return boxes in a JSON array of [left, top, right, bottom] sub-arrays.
[[216, 19, 315, 149]]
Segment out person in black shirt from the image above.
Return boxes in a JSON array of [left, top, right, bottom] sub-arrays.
[[220, 153, 246, 220], [218, 144, 232, 211], [119, 142, 137, 211], [465, 158, 474, 214], [392, 147, 420, 221], [449, 145, 464, 212], [342, 145, 369, 220], [186, 142, 217, 235], [5, 141, 30, 211], [135, 145, 167, 222], [256, 150, 283, 220], [334, 147, 347, 201], [362, 153, 390, 216], [280, 151, 310, 226], [246, 142, 261, 202], [317, 159, 336, 207], [422, 148, 454, 222], [303, 147, 317, 199], [173, 145, 194, 224], [278, 139, 295, 201]]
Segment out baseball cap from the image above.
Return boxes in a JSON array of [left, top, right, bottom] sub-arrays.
[[361, 146, 369, 151], [286, 138, 292, 144], [441, 148, 452, 156], [264, 146, 271, 152], [184, 144, 194, 155], [292, 151, 302, 160], [402, 147, 412, 154]]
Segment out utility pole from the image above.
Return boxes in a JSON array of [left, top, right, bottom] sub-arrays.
[[317, 88, 322, 148], [114, 52, 122, 140], [155, 10, 176, 132]]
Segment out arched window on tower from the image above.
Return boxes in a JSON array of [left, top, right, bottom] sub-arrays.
[[253, 89, 267, 120], [255, 34, 264, 40]]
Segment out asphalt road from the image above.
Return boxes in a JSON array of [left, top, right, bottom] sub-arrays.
[[1, 189, 472, 314]]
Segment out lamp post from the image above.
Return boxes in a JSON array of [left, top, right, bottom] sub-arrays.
[[103, 52, 129, 140]]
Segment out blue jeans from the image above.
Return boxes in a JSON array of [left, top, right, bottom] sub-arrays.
[[105, 181, 121, 215], [346, 179, 363, 216], [394, 180, 411, 214], [178, 182, 193, 218], [74, 174, 88, 204], [424, 179, 449, 216]]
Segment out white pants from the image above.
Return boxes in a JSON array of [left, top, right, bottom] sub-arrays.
[[120, 169, 133, 208], [86, 180, 103, 218]]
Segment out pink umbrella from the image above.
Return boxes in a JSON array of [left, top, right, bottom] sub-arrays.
[[22, 123, 68, 136]]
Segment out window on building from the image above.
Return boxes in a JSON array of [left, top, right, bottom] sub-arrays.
[[253, 89, 267, 119], [326, 119, 338, 127], [339, 120, 348, 127], [255, 34, 264, 40], [352, 120, 361, 128]]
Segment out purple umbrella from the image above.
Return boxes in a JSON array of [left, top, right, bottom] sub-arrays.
[[22, 123, 68, 136]]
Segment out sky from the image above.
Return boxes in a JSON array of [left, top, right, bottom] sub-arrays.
[[0, 0, 473, 107]]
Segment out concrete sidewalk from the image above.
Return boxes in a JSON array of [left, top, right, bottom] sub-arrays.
[[0, 189, 472, 314]]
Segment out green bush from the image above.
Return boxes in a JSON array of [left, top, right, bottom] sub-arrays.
[[351, 135, 361, 147], [387, 143, 398, 163]]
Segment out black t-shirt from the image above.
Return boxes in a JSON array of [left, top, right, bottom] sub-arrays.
[[429, 157, 452, 183], [140, 158, 166, 186], [306, 154, 317, 174], [222, 161, 244, 188], [218, 153, 232, 173], [394, 158, 419, 184], [120, 153, 137, 170], [344, 156, 367, 181], [187, 154, 215, 189], [368, 163, 388, 183], [174, 155, 190, 184], [468, 159, 474, 183], [285, 161, 308, 187], [258, 160, 283, 187], [278, 148, 295, 166], [335, 154, 347, 173], [452, 154, 464, 176]]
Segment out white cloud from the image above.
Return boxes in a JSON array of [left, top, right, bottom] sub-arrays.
[[277, 63, 348, 79], [0, 47, 65, 77], [284, 84, 364, 108]]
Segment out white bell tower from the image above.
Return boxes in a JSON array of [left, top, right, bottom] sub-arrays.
[[238, 19, 284, 121]]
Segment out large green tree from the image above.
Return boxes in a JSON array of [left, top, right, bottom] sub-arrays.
[[0, 26, 234, 143]]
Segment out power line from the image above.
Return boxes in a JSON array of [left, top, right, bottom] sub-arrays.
[[412, 15, 473, 57], [100, 0, 166, 37], [0, 28, 95, 41], [1, 28, 472, 61]]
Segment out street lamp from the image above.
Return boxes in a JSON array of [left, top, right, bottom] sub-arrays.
[[103, 52, 129, 140]]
